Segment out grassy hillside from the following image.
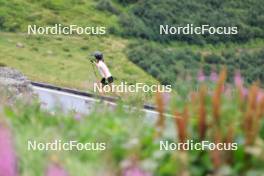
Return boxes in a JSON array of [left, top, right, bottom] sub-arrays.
[[0, 0, 158, 95], [127, 40, 264, 85], [118, 0, 264, 44], [115, 0, 264, 85], [0, 33, 157, 90], [1, 0, 263, 90], [0, 0, 120, 32]]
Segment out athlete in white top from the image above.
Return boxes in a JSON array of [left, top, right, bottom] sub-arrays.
[[93, 51, 113, 86], [96, 60, 112, 78]]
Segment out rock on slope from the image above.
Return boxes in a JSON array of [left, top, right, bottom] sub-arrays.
[[0, 67, 33, 101]]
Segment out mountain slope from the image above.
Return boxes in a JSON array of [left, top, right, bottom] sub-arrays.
[[0, 32, 157, 91], [0, 0, 158, 92]]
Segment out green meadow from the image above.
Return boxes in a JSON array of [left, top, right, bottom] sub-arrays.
[[0, 32, 157, 91]]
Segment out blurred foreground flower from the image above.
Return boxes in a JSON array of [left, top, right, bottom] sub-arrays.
[[46, 156, 68, 176], [46, 163, 68, 176], [210, 70, 218, 82], [121, 156, 152, 176], [212, 67, 227, 122], [242, 87, 248, 97], [198, 85, 207, 140], [197, 69, 206, 82], [257, 90, 264, 102], [162, 92, 171, 107], [123, 166, 151, 176], [0, 119, 18, 176], [234, 70, 243, 88], [244, 83, 264, 145], [74, 113, 82, 121], [155, 92, 165, 137], [174, 106, 189, 144]]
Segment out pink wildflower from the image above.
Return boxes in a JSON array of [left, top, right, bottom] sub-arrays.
[[242, 88, 248, 98], [0, 122, 18, 176], [224, 85, 232, 98], [234, 70, 243, 88], [257, 90, 264, 102], [46, 163, 68, 176], [162, 92, 171, 107], [197, 69, 206, 82], [123, 166, 151, 176], [210, 71, 218, 82], [74, 113, 82, 121]]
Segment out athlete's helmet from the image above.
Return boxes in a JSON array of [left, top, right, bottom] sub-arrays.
[[93, 51, 103, 60]]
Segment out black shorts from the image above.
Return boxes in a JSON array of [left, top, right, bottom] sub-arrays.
[[101, 76, 114, 85]]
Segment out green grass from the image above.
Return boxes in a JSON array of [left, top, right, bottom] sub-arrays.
[[0, 0, 121, 32], [0, 0, 158, 101], [3, 100, 152, 176], [0, 32, 157, 91]]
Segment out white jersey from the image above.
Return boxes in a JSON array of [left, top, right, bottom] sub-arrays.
[[95, 61, 112, 78]]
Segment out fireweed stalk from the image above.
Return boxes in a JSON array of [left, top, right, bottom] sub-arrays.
[[244, 83, 264, 145], [210, 68, 227, 168], [198, 85, 207, 140], [155, 91, 166, 138], [234, 71, 264, 145], [174, 106, 189, 144]]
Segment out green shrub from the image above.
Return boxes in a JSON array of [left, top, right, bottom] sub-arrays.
[[0, 16, 4, 29], [127, 42, 264, 85], [42, 0, 74, 10], [96, 0, 120, 15], [117, 0, 138, 5], [127, 43, 201, 85], [118, 0, 264, 44]]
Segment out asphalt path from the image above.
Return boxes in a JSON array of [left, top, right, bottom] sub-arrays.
[[31, 82, 173, 120]]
